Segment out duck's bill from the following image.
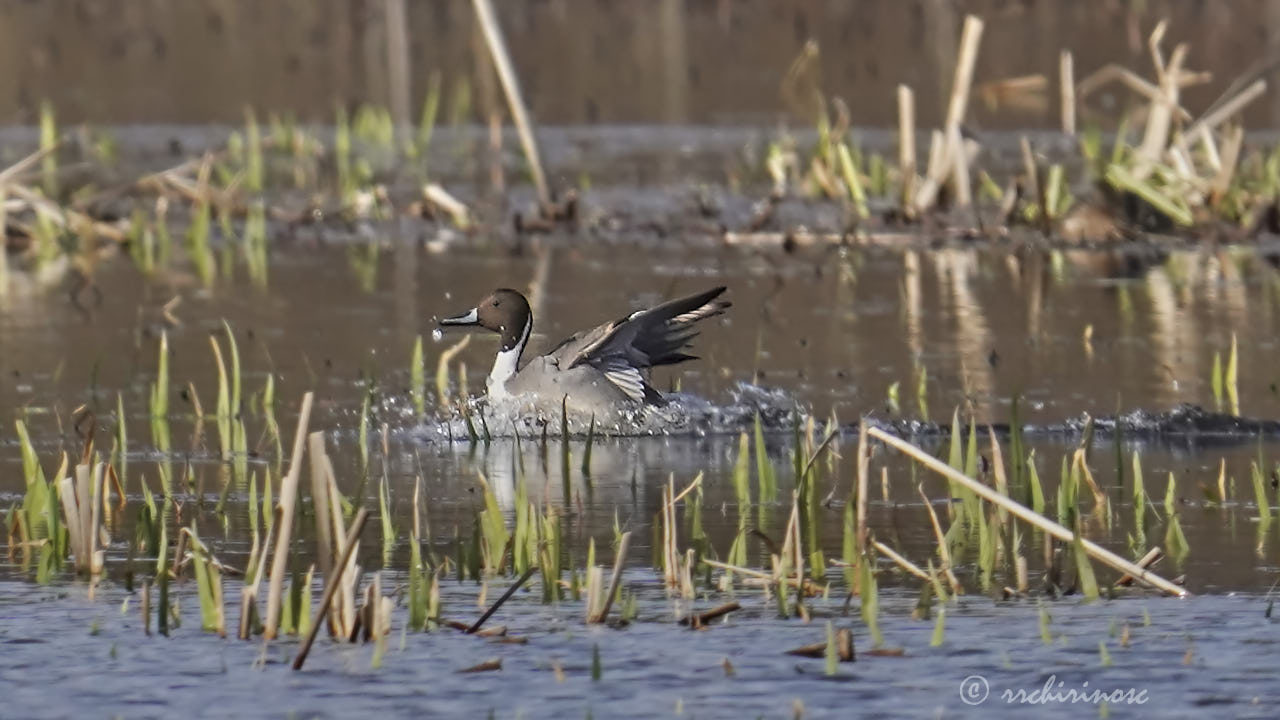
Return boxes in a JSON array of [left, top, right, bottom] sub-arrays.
[[439, 308, 479, 326]]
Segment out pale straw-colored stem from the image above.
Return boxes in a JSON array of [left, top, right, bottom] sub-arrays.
[[264, 392, 315, 639], [868, 427, 1188, 597]]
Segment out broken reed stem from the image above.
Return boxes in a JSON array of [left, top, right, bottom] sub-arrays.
[[238, 508, 276, 639], [897, 84, 915, 211], [1210, 124, 1245, 197], [868, 427, 1188, 597], [471, 0, 550, 210], [1115, 547, 1164, 587], [870, 540, 930, 581], [918, 484, 962, 595], [704, 558, 770, 581], [1135, 40, 1187, 178], [669, 473, 704, 507], [424, 183, 472, 228], [705, 558, 819, 594], [589, 531, 631, 624], [944, 16, 983, 132], [1182, 79, 1267, 148], [0, 141, 62, 186], [292, 507, 370, 671], [60, 462, 105, 575], [786, 628, 854, 661], [264, 391, 315, 639], [1060, 50, 1076, 136], [679, 601, 742, 627], [467, 565, 539, 634], [307, 432, 334, 581], [1078, 66, 1178, 115], [912, 14, 981, 213], [1020, 136, 1040, 207], [943, 15, 982, 208]]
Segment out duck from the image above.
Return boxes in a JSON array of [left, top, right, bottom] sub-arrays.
[[438, 286, 730, 419]]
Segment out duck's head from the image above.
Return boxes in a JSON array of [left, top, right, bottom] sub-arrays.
[[439, 288, 532, 350]]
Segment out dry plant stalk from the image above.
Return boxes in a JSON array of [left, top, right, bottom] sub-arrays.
[[1060, 50, 1076, 136], [293, 507, 370, 670], [307, 432, 334, 581], [869, 540, 929, 581], [1115, 547, 1165, 587], [238, 507, 276, 639], [423, 183, 472, 228], [869, 427, 1187, 597], [917, 483, 963, 595], [897, 85, 916, 211], [679, 601, 741, 628], [913, 14, 983, 212], [264, 392, 315, 639], [588, 531, 631, 624], [1182, 80, 1266, 152], [59, 462, 105, 575], [471, 0, 550, 210]]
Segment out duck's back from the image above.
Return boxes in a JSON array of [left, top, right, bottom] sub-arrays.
[[506, 355, 636, 417]]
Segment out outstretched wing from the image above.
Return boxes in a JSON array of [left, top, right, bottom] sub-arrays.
[[562, 286, 730, 402]]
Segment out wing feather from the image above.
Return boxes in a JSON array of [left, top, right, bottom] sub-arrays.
[[558, 287, 729, 403]]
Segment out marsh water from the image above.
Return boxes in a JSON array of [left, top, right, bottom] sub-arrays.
[[5, 124, 1280, 718], [6, 235, 1280, 716]]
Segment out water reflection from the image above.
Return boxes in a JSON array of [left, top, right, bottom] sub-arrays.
[[7, 244, 1280, 438]]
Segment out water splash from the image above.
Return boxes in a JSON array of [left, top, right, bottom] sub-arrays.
[[415, 381, 805, 440]]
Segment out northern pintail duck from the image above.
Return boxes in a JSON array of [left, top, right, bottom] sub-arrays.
[[439, 286, 730, 418]]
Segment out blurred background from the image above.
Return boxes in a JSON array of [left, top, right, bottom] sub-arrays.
[[3, 0, 1275, 129]]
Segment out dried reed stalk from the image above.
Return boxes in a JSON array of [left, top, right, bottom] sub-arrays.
[[471, 0, 550, 210], [897, 85, 916, 212], [1060, 50, 1076, 136], [588, 531, 631, 624], [264, 392, 315, 639], [293, 508, 370, 670], [869, 427, 1187, 597]]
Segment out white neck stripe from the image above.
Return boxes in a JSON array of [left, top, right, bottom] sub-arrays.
[[487, 318, 531, 398]]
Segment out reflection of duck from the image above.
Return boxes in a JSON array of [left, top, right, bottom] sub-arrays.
[[477, 437, 641, 509], [439, 287, 729, 419], [462, 435, 743, 511]]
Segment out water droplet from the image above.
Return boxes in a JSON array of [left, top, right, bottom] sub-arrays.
[[432, 328, 444, 342]]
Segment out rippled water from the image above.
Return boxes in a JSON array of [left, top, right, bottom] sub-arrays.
[[7, 231, 1280, 716]]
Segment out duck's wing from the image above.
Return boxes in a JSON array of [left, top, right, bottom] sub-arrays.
[[558, 286, 730, 401]]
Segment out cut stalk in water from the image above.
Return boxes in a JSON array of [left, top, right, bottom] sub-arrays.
[[264, 392, 315, 639], [897, 84, 915, 212], [293, 507, 369, 670], [58, 462, 105, 576]]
